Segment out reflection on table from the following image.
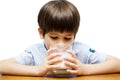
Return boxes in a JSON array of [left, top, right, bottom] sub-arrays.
[[0, 73, 120, 80]]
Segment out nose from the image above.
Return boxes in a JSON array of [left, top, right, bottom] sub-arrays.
[[57, 41, 65, 46], [56, 41, 70, 50]]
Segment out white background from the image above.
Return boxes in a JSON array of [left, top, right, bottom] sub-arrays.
[[0, 0, 120, 60]]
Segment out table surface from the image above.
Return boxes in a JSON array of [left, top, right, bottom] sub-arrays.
[[0, 73, 120, 80]]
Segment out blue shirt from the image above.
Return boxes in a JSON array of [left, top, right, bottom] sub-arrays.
[[14, 41, 107, 66]]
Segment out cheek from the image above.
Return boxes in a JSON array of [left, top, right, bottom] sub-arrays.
[[44, 37, 54, 50], [44, 39, 51, 49], [66, 39, 74, 46]]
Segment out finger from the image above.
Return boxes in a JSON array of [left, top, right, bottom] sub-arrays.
[[64, 57, 77, 64], [64, 61, 78, 70], [47, 53, 61, 60], [66, 50, 77, 58], [47, 48, 56, 56], [67, 69, 78, 74], [48, 57, 63, 65], [47, 64, 62, 70]]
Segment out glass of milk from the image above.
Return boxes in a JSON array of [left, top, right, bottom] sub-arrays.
[[50, 43, 72, 75]]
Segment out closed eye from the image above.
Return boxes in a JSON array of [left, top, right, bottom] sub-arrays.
[[50, 36, 58, 40], [64, 37, 71, 40]]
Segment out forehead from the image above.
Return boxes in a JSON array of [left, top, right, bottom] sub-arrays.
[[48, 32, 74, 36]]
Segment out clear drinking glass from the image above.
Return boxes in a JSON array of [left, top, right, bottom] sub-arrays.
[[50, 43, 71, 75]]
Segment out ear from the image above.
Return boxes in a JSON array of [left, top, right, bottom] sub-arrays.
[[38, 27, 44, 39]]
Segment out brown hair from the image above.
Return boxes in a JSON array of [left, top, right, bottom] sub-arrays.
[[38, 0, 80, 36]]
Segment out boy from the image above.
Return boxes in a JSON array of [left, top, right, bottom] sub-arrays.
[[0, 0, 120, 77]]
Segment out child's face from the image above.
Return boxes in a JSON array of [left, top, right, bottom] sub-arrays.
[[40, 30, 75, 49]]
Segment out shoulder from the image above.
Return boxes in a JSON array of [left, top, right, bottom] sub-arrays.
[[14, 43, 45, 65], [24, 42, 46, 53], [72, 41, 107, 63], [72, 41, 90, 53], [72, 41, 89, 48], [72, 41, 97, 54]]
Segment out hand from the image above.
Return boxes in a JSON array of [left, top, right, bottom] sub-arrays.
[[36, 48, 63, 76], [64, 50, 84, 75]]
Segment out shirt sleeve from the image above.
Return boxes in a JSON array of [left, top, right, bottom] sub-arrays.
[[14, 48, 35, 66], [72, 42, 107, 64], [86, 49, 107, 64]]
